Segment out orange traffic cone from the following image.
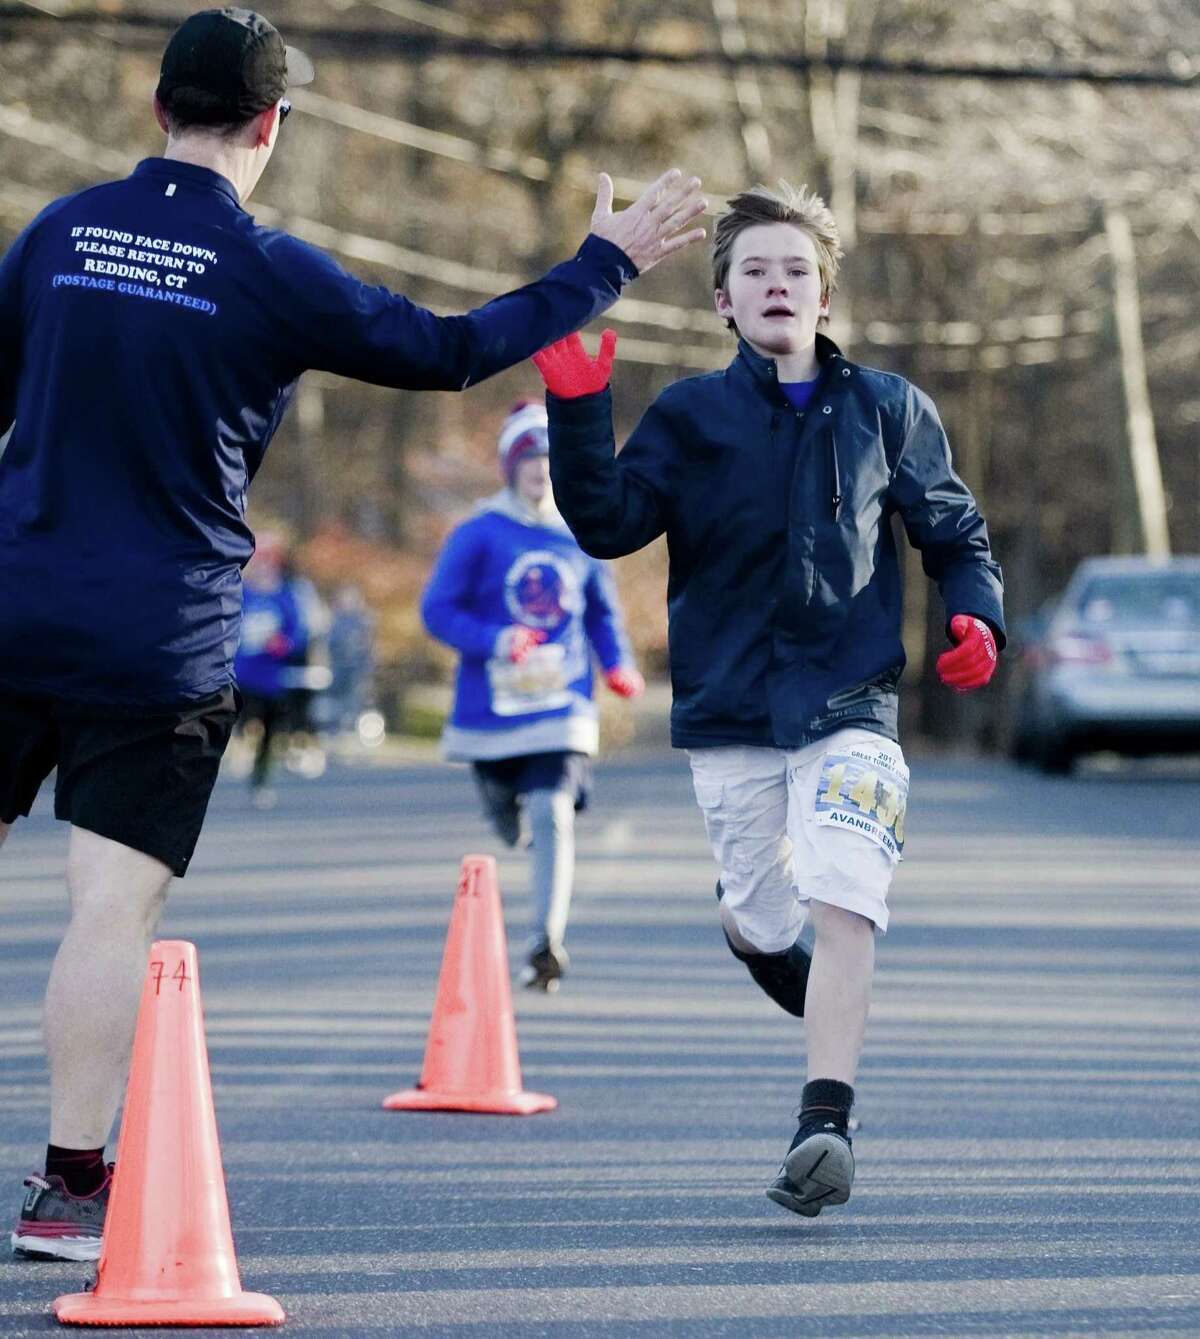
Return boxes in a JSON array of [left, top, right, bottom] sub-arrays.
[[383, 855, 556, 1115], [54, 941, 285, 1327]]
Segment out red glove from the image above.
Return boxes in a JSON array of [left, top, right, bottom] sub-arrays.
[[264, 632, 292, 659], [605, 666, 645, 698], [505, 626, 547, 664], [532, 330, 617, 399], [936, 614, 998, 692]]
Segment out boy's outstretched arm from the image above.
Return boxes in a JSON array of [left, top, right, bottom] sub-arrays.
[[534, 331, 674, 560]]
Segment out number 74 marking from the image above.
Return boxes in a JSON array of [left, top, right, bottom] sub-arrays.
[[148, 959, 191, 995]]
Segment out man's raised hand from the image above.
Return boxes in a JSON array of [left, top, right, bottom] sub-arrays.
[[589, 169, 707, 275]]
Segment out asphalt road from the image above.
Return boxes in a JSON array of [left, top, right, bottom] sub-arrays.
[[2, 746, 1198, 1337]]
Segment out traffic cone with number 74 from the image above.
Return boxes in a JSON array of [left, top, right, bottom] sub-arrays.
[[54, 941, 284, 1327]]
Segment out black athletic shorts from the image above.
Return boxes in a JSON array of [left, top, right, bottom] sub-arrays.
[[471, 750, 592, 811], [0, 686, 240, 877]]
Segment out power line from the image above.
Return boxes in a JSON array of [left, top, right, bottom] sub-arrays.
[[289, 89, 648, 204], [0, 10, 1197, 89], [284, 91, 1190, 240]]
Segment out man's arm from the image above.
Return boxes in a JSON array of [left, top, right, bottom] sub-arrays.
[[272, 170, 705, 392], [888, 385, 1006, 647]]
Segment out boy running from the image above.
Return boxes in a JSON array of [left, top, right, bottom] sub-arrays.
[[532, 183, 1003, 1217], [422, 400, 643, 991]]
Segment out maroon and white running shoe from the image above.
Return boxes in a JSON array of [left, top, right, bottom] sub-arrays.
[[11, 1170, 110, 1261]]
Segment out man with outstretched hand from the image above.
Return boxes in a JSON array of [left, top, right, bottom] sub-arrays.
[[534, 182, 1003, 1220], [0, 5, 705, 1262]]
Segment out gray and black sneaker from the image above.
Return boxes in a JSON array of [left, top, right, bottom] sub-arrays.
[[518, 940, 568, 993], [11, 1169, 111, 1261], [766, 1123, 854, 1218]]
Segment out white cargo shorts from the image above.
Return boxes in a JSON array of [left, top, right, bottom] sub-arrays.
[[688, 728, 909, 950]]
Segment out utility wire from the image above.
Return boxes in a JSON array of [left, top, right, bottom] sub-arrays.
[[6, 5, 1191, 237], [0, 10, 1196, 88]]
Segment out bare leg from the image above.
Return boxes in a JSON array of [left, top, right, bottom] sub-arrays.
[[43, 827, 172, 1148], [804, 900, 875, 1085]]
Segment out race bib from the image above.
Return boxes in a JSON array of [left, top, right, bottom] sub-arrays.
[[241, 608, 282, 653], [486, 642, 571, 717], [812, 743, 909, 860]]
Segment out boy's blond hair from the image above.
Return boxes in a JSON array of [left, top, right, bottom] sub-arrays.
[[712, 183, 843, 330]]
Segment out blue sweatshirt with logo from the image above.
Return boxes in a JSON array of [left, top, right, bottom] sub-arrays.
[[0, 158, 635, 705], [421, 492, 633, 760]]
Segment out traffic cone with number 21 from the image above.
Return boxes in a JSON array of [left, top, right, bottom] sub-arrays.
[[54, 940, 284, 1327], [384, 855, 556, 1115]]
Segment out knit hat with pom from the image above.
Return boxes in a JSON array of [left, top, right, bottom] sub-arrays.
[[497, 399, 549, 485]]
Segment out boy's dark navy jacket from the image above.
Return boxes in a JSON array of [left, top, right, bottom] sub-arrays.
[[547, 336, 1005, 750], [0, 158, 635, 706]]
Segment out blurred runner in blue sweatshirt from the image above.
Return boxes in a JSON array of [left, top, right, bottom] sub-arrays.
[[234, 531, 309, 804], [421, 401, 644, 991]]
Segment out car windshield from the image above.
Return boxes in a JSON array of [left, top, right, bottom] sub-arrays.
[[1076, 572, 1200, 627]]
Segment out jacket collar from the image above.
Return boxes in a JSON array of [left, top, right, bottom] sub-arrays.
[[133, 158, 242, 208], [732, 333, 845, 404]]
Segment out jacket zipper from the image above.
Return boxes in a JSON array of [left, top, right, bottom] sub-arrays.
[[829, 430, 842, 520]]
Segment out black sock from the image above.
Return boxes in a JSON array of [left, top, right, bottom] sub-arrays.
[[797, 1078, 855, 1139], [45, 1144, 107, 1197]]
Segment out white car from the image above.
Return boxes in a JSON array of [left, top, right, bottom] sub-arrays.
[[1010, 556, 1200, 774]]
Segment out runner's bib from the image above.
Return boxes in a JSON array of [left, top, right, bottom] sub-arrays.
[[486, 642, 571, 716], [813, 743, 909, 860]]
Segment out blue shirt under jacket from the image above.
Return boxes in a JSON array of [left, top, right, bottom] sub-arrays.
[[0, 158, 634, 705]]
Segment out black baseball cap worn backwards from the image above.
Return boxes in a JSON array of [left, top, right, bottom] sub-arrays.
[[157, 7, 314, 126]]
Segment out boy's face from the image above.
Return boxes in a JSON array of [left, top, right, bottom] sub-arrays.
[[714, 223, 828, 359], [513, 453, 551, 506]]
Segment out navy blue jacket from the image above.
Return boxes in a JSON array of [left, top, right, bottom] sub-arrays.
[[0, 158, 635, 705], [547, 336, 1005, 749]]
